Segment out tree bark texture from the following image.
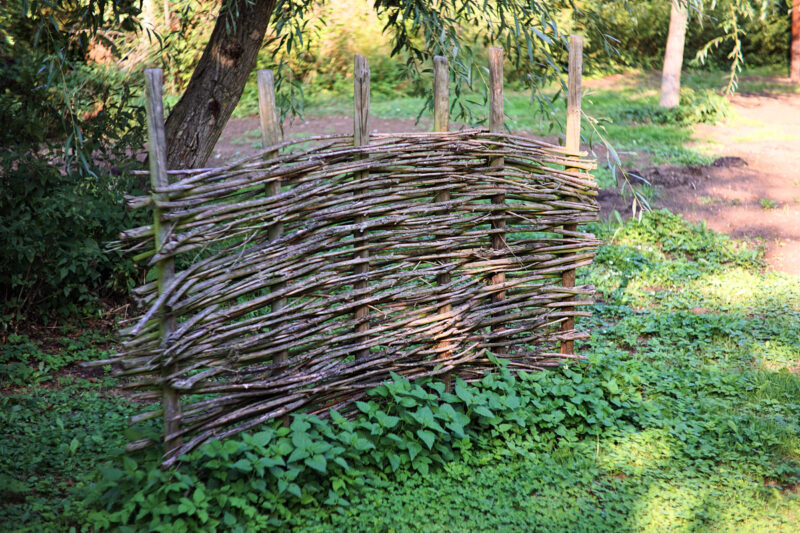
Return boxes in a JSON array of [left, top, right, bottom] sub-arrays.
[[792, 0, 800, 83], [164, 0, 277, 169], [660, 0, 688, 108]]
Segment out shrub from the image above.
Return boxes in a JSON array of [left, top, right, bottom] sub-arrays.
[[609, 89, 731, 127], [0, 153, 143, 320], [0, 2, 147, 323]]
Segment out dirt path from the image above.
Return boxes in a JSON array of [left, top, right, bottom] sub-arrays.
[[635, 92, 800, 275], [215, 90, 800, 275]]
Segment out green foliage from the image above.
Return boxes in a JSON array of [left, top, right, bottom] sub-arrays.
[[760, 198, 778, 210], [0, 0, 148, 323], [0, 382, 139, 530], [3, 210, 800, 531], [609, 209, 760, 267], [77, 362, 640, 531], [0, 0, 144, 164], [0, 328, 114, 386], [0, 153, 144, 320]]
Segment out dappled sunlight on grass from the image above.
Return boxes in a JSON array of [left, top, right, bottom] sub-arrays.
[[591, 408, 800, 531], [583, 211, 800, 321], [569, 209, 800, 530], [752, 342, 800, 374], [596, 428, 674, 476], [688, 268, 800, 312], [623, 267, 800, 316], [632, 480, 707, 532], [634, 474, 800, 532], [591, 379, 800, 531]]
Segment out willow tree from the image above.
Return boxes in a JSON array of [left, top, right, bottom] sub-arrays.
[[661, 0, 784, 107], [660, 0, 689, 108], [162, 0, 615, 169], [164, 1, 276, 169]]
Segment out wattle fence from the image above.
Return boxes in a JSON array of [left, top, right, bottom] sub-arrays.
[[106, 39, 599, 465]]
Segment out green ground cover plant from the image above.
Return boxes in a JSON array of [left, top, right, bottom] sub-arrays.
[[2, 210, 798, 532], [0, 327, 114, 386]]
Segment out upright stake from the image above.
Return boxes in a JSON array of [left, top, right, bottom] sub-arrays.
[[560, 35, 583, 356], [257, 69, 281, 156], [353, 54, 371, 359], [433, 55, 452, 389], [488, 46, 507, 355], [433, 56, 450, 132], [144, 68, 181, 457], [257, 69, 288, 365]]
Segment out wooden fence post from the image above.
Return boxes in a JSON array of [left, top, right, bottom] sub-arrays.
[[257, 69, 281, 156], [488, 46, 507, 355], [433, 56, 449, 132], [353, 54, 371, 359], [560, 35, 583, 356], [433, 55, 452, 390], [144, 68, 181, 457], [257, 69, 288, 365]]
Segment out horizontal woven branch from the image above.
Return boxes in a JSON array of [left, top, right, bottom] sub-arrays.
[[106, 129, 599, 464]]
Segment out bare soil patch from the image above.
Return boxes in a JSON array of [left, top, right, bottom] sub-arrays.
[[634, 92, 800, 275]]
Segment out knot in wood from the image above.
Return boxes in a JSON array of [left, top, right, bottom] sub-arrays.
[[206, 98, 221, 122], [220, 38, 244, 66]]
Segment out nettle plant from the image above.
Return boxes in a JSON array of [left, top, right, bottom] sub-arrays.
[[82, 358, 641, 532]]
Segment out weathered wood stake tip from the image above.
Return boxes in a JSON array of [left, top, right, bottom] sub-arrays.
[[257, 69, 288, 365], [433, 55, 453, 391], [488, 46, 507, 356], [560, 34, 584, 357]]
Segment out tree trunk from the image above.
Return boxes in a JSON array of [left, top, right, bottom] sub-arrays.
[[163, 0, 171, 30], [164, 0, 277, 169], [140, 0, 157, 50], [792, 0, 800, 84], [660, 0, 688, 108]]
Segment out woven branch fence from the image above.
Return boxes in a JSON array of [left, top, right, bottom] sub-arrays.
[[105, 40, 599, 466]]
